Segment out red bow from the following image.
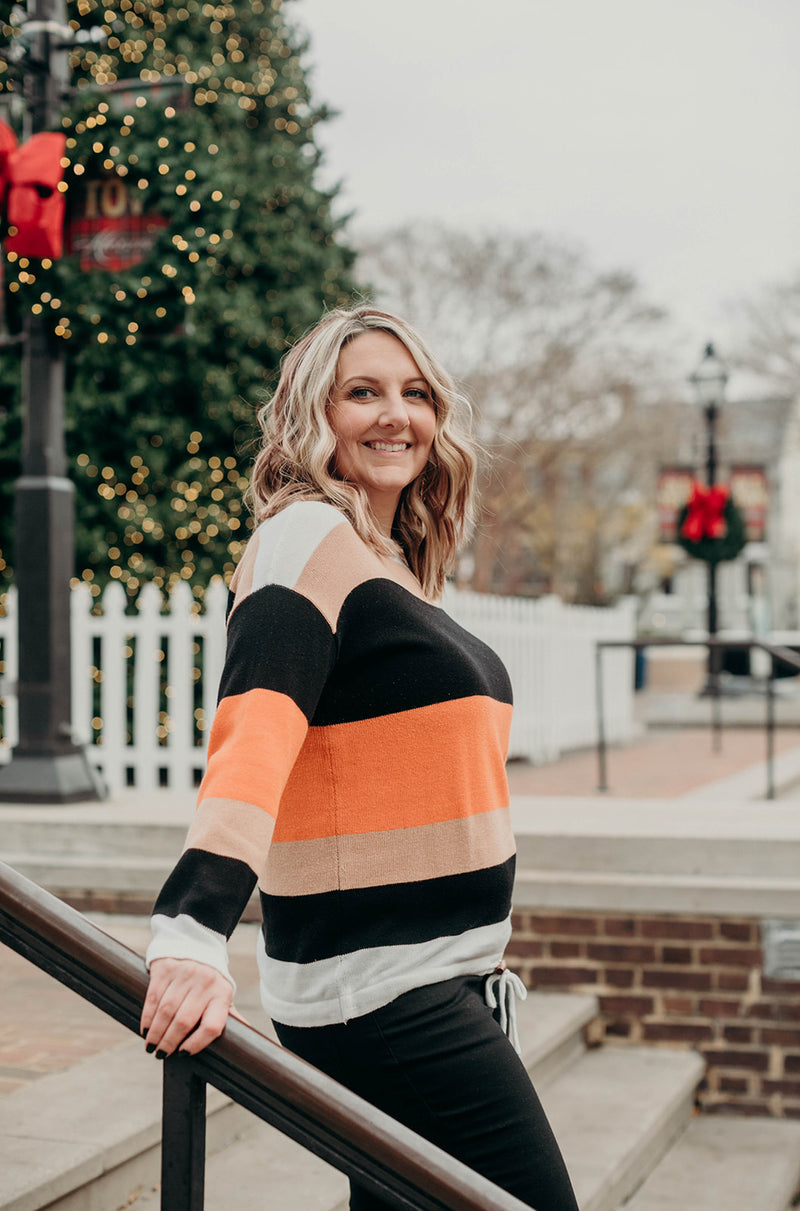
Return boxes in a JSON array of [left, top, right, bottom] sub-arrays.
[[0, 123, 66, 260], [681, 482, 729, 542], [0, 119, 18, 205]]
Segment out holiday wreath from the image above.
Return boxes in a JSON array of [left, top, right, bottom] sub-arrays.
[[676, 482, 747, 564]]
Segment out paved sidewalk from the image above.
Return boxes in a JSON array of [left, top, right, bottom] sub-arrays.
[[506, 726, 800, 799], [3, 719, 800, 1098], [0, 917, 263, 1097]]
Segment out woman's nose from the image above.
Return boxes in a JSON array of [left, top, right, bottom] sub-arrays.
[[379, 391, 409, 426]]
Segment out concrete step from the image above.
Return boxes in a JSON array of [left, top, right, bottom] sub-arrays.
[[513, 865, 800, 917], [121, 1116, 349, 1211], [512, 796, 800, 879], [2, 852, 176, 895], [545, 1046, 705, 1211], [0, 815, 186, 860], [128, 1017, 703, 1211], [0, 991, 596, 1211], [0, 853, 259, 917], [135, 1040, 795, 1211], [518, 990, 597, 1088], [622, 1115, 800, 1211], [511, 795, 800, 916], [0, 1040, 250, 1211], [0, 795, 191, 906]]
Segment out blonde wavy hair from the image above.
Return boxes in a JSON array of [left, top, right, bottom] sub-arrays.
[[248, 306, 478, 599]]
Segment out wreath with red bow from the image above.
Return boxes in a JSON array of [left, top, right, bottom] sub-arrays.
[[676, 482, 746, 564]]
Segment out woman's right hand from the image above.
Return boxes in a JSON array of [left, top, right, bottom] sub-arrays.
[[141, 957, 238, 1058]]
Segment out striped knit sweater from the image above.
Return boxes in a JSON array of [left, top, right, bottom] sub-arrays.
[[147, 500, 516, 1027]]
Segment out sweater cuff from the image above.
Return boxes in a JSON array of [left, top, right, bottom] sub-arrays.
[[146, 912, 237, 993]]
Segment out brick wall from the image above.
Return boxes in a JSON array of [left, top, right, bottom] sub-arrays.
[[509, 909, 800, 1118]]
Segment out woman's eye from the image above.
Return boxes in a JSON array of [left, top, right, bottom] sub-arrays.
[[349, 386, 374, 400]]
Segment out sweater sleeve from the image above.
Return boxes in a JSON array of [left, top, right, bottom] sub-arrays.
[[146, 503, 342, 986]]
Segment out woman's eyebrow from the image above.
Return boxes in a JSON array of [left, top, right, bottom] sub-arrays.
[[340, 375, 428, 387]]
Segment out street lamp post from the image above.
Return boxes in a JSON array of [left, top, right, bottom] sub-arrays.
[[0, 0, 100, 801], [688, 342, 729, 697]]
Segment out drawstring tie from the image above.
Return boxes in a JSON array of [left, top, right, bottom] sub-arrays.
[[484, 961, 527, 1055]]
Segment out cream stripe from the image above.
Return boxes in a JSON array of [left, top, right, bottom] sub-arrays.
[[261, 808, 515, 896], [252, 501, 346, 595], [146, 912, 235, 991], [257, 916, 512, 1027], [185, 797, 276, 877]]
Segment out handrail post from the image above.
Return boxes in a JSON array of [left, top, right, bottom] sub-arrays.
[[596, 642, 608, 792], [766, 647, 776, 801], [710, 640, 722, 754], [161, 1056, 207, 1211]]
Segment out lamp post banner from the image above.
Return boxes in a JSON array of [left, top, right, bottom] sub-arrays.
[[66, 178, 168, 271]]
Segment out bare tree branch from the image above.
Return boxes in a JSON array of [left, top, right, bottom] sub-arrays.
[[730, 273, 800, 394], [358, 222, 672, 600]]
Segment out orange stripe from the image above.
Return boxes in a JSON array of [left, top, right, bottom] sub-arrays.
[[274, 696, 512, 842], [198, 688, 308, 819]]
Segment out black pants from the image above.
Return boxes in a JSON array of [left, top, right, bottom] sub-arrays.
[[274, 976, 578, 1211]]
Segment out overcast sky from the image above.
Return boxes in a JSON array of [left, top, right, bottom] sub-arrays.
[[294, 0, 800, 385]]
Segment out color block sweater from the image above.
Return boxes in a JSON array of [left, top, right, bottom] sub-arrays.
[[147, 501, 516, 1027]]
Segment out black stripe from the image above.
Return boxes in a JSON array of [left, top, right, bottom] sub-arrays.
[[260, 856, 515, 964], [313, 579, 513, 725], [220, 585, 337, 720], [152, 849, 257, 939]]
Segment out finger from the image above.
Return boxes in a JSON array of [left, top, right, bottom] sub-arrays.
[[140, 967, 174, 1040], [150, 979, 221, 1056], [141, 962, 233, 1055], [152, 979, 233, 1055], [176, 997, 231, 1055], [141, 957, 192, 1033]]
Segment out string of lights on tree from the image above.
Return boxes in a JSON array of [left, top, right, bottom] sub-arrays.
[[0, 0, 358, 603]]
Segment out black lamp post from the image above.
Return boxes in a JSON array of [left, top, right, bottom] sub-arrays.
[[0, 0, 100, 801], [688, 342, 729, 694]]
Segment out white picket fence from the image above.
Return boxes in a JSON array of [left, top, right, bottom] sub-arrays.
[[0, 581, 636, 795]]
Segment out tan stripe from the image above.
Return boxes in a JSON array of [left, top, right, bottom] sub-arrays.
[[293, 521, 428, 630], [185, 796, 275, 878], [261, 807, 514, 896]]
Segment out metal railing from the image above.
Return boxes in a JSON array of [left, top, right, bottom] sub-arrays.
[[0, 860, 529, 1211], [595, 637, 800, 800]]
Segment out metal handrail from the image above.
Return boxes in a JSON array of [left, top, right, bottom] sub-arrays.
[[0, 860, 530, 1211], [595, 637, 800, 800]]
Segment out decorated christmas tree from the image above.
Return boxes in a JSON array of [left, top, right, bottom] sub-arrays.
[[0, 0, 358, 598]]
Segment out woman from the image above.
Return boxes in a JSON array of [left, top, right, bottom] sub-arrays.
[[141, 306, 578, 1211]]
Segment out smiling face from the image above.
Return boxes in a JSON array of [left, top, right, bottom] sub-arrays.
[[328, 330, 437, 535]]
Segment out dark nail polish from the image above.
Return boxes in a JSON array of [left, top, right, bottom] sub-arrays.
[[146, 1043, 156, 1054], [156, 1050, 167, 1060]]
